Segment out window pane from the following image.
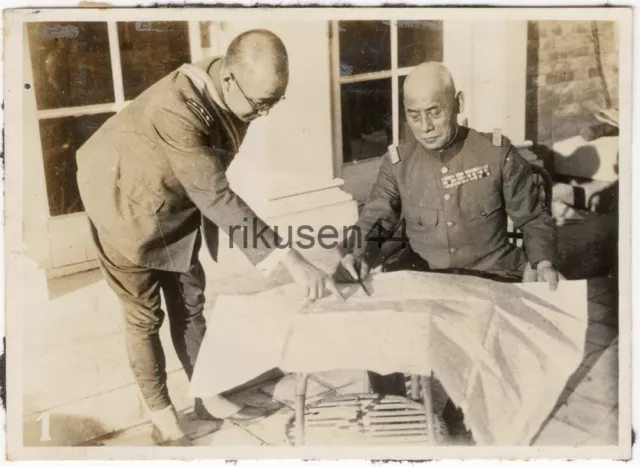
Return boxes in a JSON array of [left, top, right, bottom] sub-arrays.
[[118, 21, 191, 101], [27, 22, 115, 110], [398, 75, 416, 144], [341, 79, 392, 163], [397, 20, 444, 69], [39, 113, 115, 217], [339, 21, 391, 76]]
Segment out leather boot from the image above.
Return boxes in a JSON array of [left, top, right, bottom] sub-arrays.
[[148, 405, 191, 446]]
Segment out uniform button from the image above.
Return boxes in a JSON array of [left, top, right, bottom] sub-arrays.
[[441, 167, 449, 174], [136, 372, 141, 376], [417, 220, 423, 226], [450, 247, 457, 253], [444, 194, 451, 200], [446, 221, 454, 228], [481, 212, 488, 218]]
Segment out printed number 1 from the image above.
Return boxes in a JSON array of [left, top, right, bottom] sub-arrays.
[[36, 412, 51, 442]]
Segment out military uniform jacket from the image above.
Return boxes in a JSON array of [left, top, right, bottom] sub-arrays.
[[76, 57, 281, 273], [351, 127, 557, 278]]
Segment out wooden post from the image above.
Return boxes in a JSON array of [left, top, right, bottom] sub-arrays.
[[420, 374, 437, 444], [410, 375, 420, 401], [295, 373, 308, 445]]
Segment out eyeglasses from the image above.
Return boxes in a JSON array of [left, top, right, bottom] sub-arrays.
[[229, 73, 285, 114]]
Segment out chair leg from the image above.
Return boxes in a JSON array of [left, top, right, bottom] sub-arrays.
[[410, 375, 420, 401], [363, 370, 371, 393], [295, 373, 308, 445], [420, 374, 437, 444]]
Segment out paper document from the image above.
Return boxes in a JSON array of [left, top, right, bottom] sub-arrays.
[[189, 271, 587, 445]]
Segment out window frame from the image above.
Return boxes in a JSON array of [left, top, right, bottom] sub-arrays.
[[30, 20, 201, 219], [330, 19, 444, 175]]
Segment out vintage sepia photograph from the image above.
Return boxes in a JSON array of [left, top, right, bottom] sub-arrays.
[[2, 5, 632, 461]]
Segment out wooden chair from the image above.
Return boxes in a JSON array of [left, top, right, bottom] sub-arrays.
[[507, 164, 554, 248], [286, 373, 447, 446]]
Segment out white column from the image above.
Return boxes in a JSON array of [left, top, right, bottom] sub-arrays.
[[220, 22, 357, 231], [443, 20, 474, 127], [444, 20, 528, 144], [188, 20, 204, 62], [201, 20, 358, 277]]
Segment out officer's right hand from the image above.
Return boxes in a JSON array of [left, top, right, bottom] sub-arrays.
[[338, 253, 370, 283], [282, 249, 344, 301]]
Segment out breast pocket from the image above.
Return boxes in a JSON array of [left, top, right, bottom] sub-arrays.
[[405, 208, 439, 230], [465, 192, 503, 220]]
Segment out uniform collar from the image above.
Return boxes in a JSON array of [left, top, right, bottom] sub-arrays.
[[178, 58, 233, 114], [178, 58, 247, 152], [437, 125, 466, 152], [419, 126, 468, 164]]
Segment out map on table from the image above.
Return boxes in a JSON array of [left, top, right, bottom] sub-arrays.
[[190, 271, 587, 445]]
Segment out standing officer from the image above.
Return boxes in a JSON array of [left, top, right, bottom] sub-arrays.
[[338, 62, 560, 436], [77, 29, 342, 445]]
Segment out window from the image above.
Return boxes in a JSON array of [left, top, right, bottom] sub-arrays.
[[118, 21, 191, 101], [333, 20, 444, 164], [38, 113, 116, 217], [26, 21, 193, 217], [27, 22, 115, 110]]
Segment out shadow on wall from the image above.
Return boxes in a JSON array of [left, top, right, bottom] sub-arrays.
[[527, 142, 601, 180], [528, 142, 618, 212], [555, 144, 601, 180], [529, 145, 618, 280]]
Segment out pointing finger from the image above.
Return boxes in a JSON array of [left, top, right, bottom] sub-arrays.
[[308, 281, 318, 301], [547, 270, 559, 291]]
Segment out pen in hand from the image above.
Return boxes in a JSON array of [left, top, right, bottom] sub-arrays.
[[357, 276, 372, 297], [334, 254, 373, 297]]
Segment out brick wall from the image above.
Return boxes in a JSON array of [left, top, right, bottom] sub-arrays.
[[525, 20, 619, 146]]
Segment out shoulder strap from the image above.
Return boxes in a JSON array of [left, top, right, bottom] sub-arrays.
[[185, 98, 215, 129], [178, 63, 242, 152], [492, 128, 503, 147], [178, 63, 228, 111], [387, 144, 401, 164]]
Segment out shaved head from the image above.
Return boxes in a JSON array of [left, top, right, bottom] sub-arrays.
[[220, 29, 289, 122], [403, 62, 463, 151], [225, 29, 289, 96], [404, 62, 456, 106]]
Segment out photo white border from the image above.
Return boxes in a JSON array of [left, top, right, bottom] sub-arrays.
[[1, 1, 636, 464]]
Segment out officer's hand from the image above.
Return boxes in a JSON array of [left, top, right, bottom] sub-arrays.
[[282, 249, 344, 301], [537, 261, 562, 291], [523, 260, 562, 291], [337, 253, 370, 283]]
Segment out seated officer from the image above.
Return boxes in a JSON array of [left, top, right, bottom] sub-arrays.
[[337, 62, 561, 437]]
